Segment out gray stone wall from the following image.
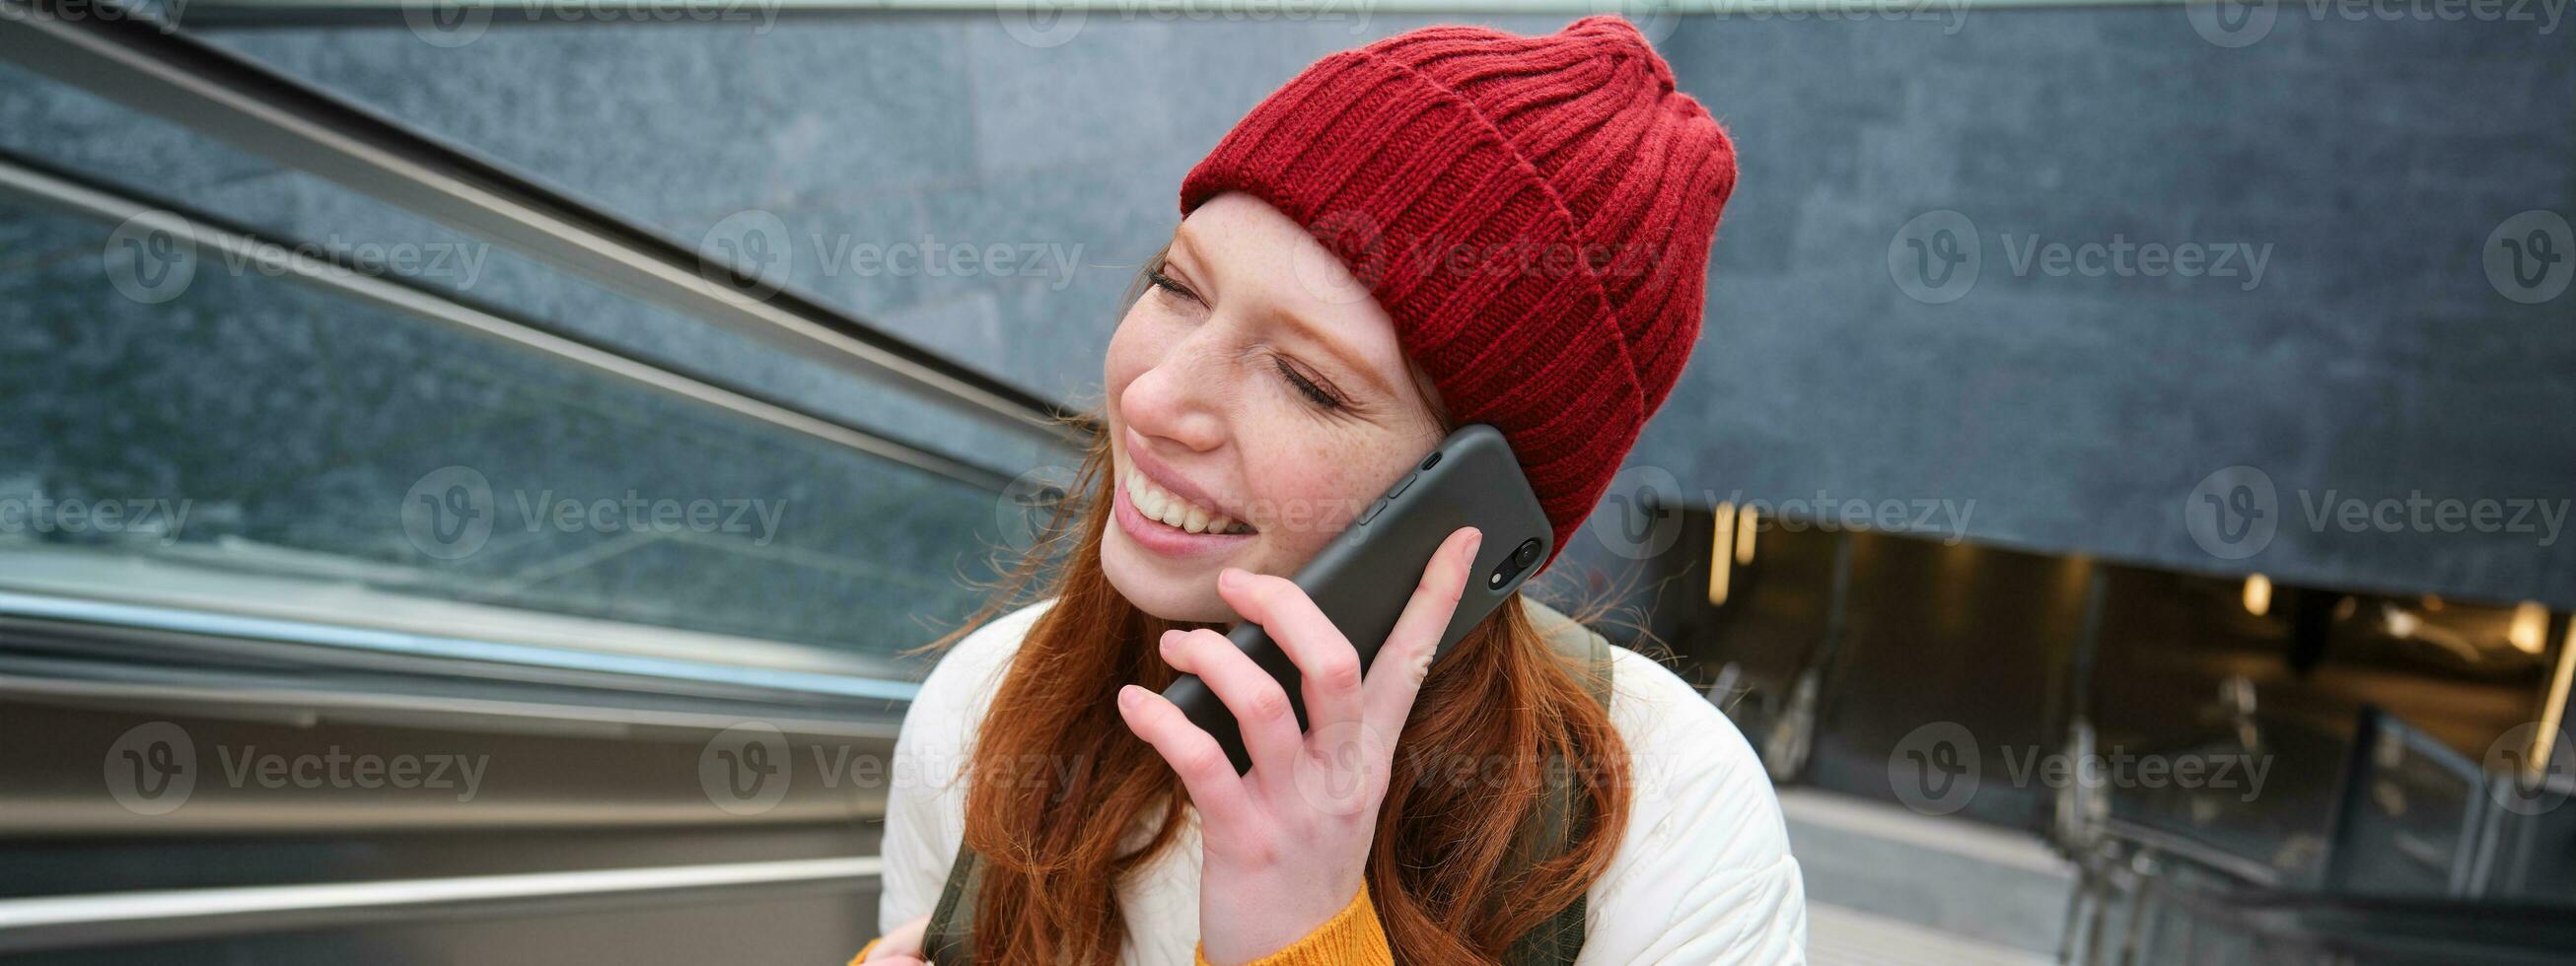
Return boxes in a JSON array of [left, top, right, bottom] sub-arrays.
[[4, 9, 2569, 651]]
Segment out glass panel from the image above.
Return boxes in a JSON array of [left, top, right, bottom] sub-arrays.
[[1, 190, 1009, 661], [0, 45, 1076, 668]]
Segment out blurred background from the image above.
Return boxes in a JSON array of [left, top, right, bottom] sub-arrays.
[[0, 0, 2570, 963]]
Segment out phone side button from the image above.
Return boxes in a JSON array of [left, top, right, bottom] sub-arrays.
[[1387, 471, 1417, 498], [1358, 496, 1388, 524]]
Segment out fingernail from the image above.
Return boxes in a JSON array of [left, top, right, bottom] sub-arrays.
[[1159, 629, 1179, 650], [1118, 684, 1141, 708], [1218, 567, 1246, 588], [1464, 529, 1484, 559]]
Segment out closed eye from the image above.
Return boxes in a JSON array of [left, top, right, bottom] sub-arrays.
[[1274, 357, 1344, 410], [1146, 268, 1198, 303]]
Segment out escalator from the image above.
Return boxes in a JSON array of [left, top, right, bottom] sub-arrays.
[[0, 3, 1079, 960]]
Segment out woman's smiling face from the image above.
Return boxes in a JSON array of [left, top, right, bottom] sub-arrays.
[[1102, 191, 1448, 623]]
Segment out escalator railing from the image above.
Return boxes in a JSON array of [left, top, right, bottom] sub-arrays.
[[0, 6, 1090, 960]]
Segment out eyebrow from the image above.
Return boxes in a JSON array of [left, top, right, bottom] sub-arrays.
[[1168, 224, 1401, 400]]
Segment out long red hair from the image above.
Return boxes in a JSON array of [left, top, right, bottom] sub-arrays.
[[912, 258, 1632, 964]]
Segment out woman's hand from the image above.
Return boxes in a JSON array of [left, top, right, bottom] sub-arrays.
[[1116, 526, 1482, 965], [861, 913, 930, 963]]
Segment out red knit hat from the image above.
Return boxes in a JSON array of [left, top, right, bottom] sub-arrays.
[[1178, 14, 1737, 568]]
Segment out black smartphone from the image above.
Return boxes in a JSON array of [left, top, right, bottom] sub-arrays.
[[1159, 423, 1553, 775]]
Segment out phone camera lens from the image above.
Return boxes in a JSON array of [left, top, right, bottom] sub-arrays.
[[1489, 537, 1545, 590]]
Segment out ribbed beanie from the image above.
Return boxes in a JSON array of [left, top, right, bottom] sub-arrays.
[[1178, 14, 1738, 568]]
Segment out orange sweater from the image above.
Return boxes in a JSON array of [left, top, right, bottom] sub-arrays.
[[845, 881, 1393, 966]]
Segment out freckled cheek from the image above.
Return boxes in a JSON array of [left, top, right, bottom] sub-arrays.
[[1243, 441, 1378, 551]]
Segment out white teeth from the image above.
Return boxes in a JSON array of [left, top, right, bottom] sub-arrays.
[[1124, 465, 1244, 536]]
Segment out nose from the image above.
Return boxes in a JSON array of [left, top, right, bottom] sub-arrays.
[[1119, 327, 1230, 454]]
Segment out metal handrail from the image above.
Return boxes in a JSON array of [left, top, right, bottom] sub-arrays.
[[0, 857, 881, 953], [2067, 819, 2576, 965], [0, 147, 1026, 494]]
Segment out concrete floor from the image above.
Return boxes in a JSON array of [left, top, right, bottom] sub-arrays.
[[1782, 789, 2071, 964]]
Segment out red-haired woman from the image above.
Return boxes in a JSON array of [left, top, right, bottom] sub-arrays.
[[855, 15, 1804, 965]]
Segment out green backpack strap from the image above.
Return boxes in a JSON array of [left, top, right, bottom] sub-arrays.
[[921, 835, 983, 965], [918, 599, 1615, 966], [1504, 599, 1615, 966]]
